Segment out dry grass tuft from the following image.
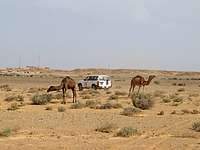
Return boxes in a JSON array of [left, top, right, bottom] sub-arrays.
[[114, 91, 127, 96], [121, 107, 141, 117], [192, 121, 200, 132], [85, 100, 100, 109], [70, 102, 85, 109], [58, 106, 66, 112], [95, 122, 117, 133], [7, 102, 19, 111], [0, 128, 12, 137], [116, 127, 138, 137], [0, 84, 12, 91], [4, 95, 24, 102]]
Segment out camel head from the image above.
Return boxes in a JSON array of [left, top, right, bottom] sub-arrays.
[[145, 75, 156, 85], [149, 75, 156, 80]]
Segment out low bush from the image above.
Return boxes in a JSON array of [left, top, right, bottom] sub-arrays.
[[132, 94, 153, 110], [95, 122, 117, 133], [58, 106, 66, 112], [7, 102, 19, 111], [70, 102, 85, 109], [0, 128, 12, 137], [116, 127, 138, 137], [192, 121, 200, 132], [121, 107, 141, 117], [4, 95, 24, 102], [31, 93, 52, 105]]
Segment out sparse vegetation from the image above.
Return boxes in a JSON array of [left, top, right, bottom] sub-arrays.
[[106, 91, 112, 94], [192, 121, 200, 132], [116, 127, 138, 137], [0, 128, 12, 137], [121, 107, 141, 117], [97, 102, 122, 109], [153, 90, 166, 98], [85, 100, 100, 109], [132, 93, 153, 110], [108, 95, 118, 100], [95, 122, 117, 133], [162, 96, 171, 103], [53, 93, 63, 99], [0, 84, 12, 91], [7, 102, 19, 111], [177, 83, 186, 86], [70, 102, 85, 109], [177, 88, 185, 92], [31, 93, 52, 105], [82, 95, 92, 99], [189, 93, 199, 97], [157, 110, 164, 115], [114, 91, 127, 96], [4, 95, 24, 102], [45, 106, 53, 110], [58, 106, 66, 112]]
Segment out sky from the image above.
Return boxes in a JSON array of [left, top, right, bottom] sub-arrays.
[[0, 0, 199, 71]]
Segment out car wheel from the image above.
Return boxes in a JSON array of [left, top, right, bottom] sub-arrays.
[[78, 84, 83, 91], [91, 84, 97, 90]]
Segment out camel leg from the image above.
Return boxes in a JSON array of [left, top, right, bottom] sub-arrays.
[[62, 88, 66, 104], [72, 88, 76, 103], [137, 86, 141, 95], [143, 86, 145, 93], [131, 85, 135, 96]]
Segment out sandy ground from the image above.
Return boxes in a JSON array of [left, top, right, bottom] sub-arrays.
[[0, 69, 200, 150]]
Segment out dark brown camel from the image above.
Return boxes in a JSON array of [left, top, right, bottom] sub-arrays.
[[128, 75, 156, 97], [47, 76, 77, 103]]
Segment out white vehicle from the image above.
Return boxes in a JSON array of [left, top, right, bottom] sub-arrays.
[[78, 75, 112, 91]]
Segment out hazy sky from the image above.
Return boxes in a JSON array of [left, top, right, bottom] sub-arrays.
[[0, 0, 199, 71]]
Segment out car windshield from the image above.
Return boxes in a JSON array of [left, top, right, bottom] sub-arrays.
[[99, 76, 111, 81]]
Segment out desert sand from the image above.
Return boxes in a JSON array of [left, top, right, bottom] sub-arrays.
[[0, 68, 200, 150]]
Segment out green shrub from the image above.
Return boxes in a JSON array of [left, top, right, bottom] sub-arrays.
[[116, 127, 138, 137], [132, 94, 153, 110], [31, 93, 52, 105]]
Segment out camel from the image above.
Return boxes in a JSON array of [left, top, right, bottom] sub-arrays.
[[128, 75, 156, 97], [47, 76, 77, 103]]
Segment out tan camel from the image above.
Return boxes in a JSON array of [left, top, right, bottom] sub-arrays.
[[128, 75, 156, 97], [47, 76, 77, 103]]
